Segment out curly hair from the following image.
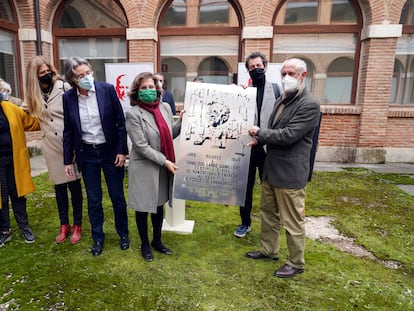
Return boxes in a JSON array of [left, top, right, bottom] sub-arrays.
[[244, 51, 268, 70]]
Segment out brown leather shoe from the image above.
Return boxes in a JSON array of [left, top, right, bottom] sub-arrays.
[[70, 225, 82, 244], [246, 251, 278, 260], [56, 224, 70, 244], [275, 264, 304, 278]]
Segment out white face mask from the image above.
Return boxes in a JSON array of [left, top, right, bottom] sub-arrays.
[[282, 75, 298, 93], [158, 81, 163, 89]]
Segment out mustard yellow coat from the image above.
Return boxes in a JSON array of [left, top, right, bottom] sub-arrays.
[[0, 101, 40, 208]]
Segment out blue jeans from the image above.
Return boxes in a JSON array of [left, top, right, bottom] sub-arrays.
[[81, 144, 128, 242]]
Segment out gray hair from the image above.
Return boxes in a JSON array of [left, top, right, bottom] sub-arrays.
[[281, 58, 307, 75], [63, 57, 92, 87], [281, 58, 308, 97], [0, 79, 11, 94]]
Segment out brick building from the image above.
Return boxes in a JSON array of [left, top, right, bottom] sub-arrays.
[[1, 0, 413, 163]]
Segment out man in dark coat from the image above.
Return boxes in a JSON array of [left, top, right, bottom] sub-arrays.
[[246, 58, 320, 278], [62, 57, 129, 257]]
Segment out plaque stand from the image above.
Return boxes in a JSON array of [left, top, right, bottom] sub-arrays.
[[162, 199, 194, 234]]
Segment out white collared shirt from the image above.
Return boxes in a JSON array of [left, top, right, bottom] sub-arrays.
[[77, 86, 106, 145]]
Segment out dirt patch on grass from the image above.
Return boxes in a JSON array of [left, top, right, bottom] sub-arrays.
[[305, 216, 401, 269]]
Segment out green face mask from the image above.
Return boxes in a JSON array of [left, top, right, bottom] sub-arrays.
[[138, 89, 157, 103]]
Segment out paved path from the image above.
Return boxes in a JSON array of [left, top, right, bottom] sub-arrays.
[[30, 155, 414, 195]]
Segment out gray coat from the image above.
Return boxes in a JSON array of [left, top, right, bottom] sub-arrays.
[[37, 80, 81, 185], [256, 89, 320, 189], [254, 80, 279, 129], [125, 102, 181, 213]]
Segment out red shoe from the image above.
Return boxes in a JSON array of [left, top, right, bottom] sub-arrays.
[[70, 225, 82, 244], [56, 224, 70, 244]]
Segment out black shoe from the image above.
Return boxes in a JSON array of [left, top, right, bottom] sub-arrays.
[[21, 227, 36, 243], [91, 241, 104, 256], [275, 264, 304, 278], [120, 236, 130, 250], [151, 242, 172, 255], [246, 251, 278, 260], [0, 230, 11, 247], [141, 245, 153, 262]]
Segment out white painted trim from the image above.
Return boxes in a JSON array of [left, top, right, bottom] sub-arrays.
[[126, 28, 158, 41], [242, 26, 273, 39], [18, 28, 36, 41], [362, 24, 402, 40], [41, 30, 52, 44]]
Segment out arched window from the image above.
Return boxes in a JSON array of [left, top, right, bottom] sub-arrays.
[[161, 0, 186, 27], [161, 58, 187, 102], [53, 0, 128, 82], [197, 57, 229, 84], [0, 0, 20, 97], [199, 0, 229, 24], [391, 59, 404, 103], [273, 0, 361, 104], [325, 57, 354, 103], [159, 0, 242, 107], [394, 0, 414, 105]]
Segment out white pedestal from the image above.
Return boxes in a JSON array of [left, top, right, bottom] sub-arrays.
[[162, 198, 194, 234]]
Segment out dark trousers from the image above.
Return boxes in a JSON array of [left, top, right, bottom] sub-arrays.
[[135, 206, 164, 248], [239, 145, 266, 227], [54, 179, 83, 226], [0, 156, 29, 231], [81, 144, 128, 242]]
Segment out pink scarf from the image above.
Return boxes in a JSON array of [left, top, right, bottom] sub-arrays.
[[138, 100, 175, 163]]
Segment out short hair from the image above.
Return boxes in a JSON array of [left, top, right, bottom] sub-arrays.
[[0, 79, 11, 93], [281, 58, 307, 74], [193, 76, 204, 83], [63, 57, 92, 87], [128, 72, 162, 106], [245, 51, 268, 70]]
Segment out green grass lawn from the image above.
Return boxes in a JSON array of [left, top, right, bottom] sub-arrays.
[[1, 168, 413, 310]]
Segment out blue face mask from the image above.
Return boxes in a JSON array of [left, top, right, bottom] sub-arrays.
[[78, 74, 94, 90]]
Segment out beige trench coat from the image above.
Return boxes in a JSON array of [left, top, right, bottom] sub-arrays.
[[126, 102, 181, 214], [38, 80, 80, 185]]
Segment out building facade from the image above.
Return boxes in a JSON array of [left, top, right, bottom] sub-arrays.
[[1, 0, 413, 163]]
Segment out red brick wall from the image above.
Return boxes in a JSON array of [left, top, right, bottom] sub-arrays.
[[319, 114, 359, 147], [357, 37, 398, 148], [12, 0, 414, 162]]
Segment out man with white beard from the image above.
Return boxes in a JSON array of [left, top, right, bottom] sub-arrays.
[[245, 58, 320, 278]]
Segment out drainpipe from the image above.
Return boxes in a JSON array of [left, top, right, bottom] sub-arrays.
[[34, 0, 42, 55]]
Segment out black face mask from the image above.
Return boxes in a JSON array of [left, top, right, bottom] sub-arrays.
[[249, 68, 265, 85], [39, 72, 53, 85]]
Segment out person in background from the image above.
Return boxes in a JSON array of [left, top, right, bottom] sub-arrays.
[[153, 73, 176, 115], [0, 79, 23, 107], [25, 56, 83, 245], [192, 76, 204, 83], [0, 87, 40, 246], [234, 51, 281, 238], [246, 58, 320, 278], [62, 57, 129, 256], [126, 72, 182, 262]]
